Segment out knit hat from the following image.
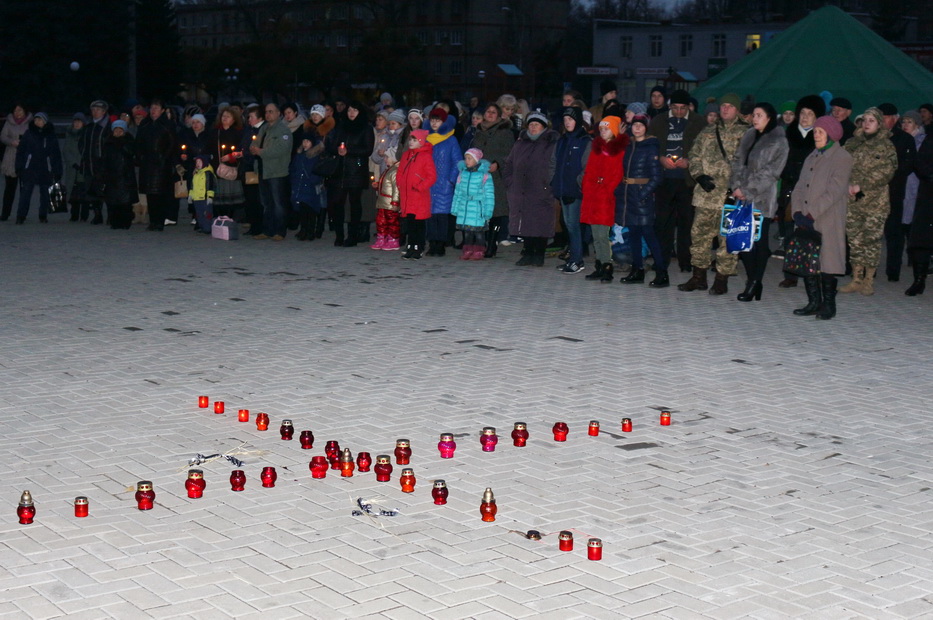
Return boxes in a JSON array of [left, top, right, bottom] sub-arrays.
[[720, 93, 741, 109], [630, 114, 650, 128], [626, 101, 647, 116], [380, 92, 393, 104], [387, 109, 406, 125], [194, 154, 211, 168], [408, 108, 424, 121], [190, 113, 207, 126], [464, 147, 484, 163], [705, 102, 719, 115], [813, 115, 843, 142], [740, 96, 756, 116], [600, 80, 617, 97], [428, 107, 448, 121], [796, 94, 826, 118], [562, 106, 583, 127], [410, 129, 430, 145], [877, 102, 898, 116], [376, 110, 390, 121], [780, 100, 796, 114], [862, 106, 885, 128], [582, 110, 593, 127], [650, 85, 667, 97], [34, 112, 49, 123], [309, 104, 326, 119], [525, 109, 549, 128], [599, 115, 622, 138], [111, 119, 128, 132], [669, 89, 691, 105], [73, 112, 87, 123], [829, 97, 852, 110], [901, 110, 923, 127]]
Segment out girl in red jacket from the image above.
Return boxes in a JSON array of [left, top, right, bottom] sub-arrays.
[[397, 129, 437, 259], [581, 115, 628, 282]]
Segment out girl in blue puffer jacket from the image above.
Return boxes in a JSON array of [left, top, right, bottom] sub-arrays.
[[424, 106, 462, 256], [451, 148, 495, 260]]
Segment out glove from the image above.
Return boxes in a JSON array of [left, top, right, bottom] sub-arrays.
[[695, 175, 716, 193], [206, 198, 213, 207], [187, 196, 193, 205], [793, 212, 814, 230]]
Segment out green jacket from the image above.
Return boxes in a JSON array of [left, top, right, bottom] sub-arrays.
[[845, 129, 897, 212], [256, 119, 292, 179], [688, 117, 748, 211]]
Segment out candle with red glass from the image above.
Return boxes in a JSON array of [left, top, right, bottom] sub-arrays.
[[16, 491, 35, 524], [260, 466, 277, 488], [74, 496, 88, 518], [356, 452, 372, 472], [230, 470, 246, 491], [622, 418, 633, 432], [511, 422, 529, 447], [480, 427, 499, 452], [198, 395, 209, 408], [437, 433, 456, 458], [399, 468, 415, 492], [339, 448, 355, 477], [213, 401, 224, 414], [588, 420, 600, 436], [185, 469, 206, 499], [559, 530, 574, 551], [660, 411, 671, 426], [587, 538, 603, 560], [374, 455, 393, 482], [256, 413, 269, 431], [480, 488, 497, 522], [238, 409, 249, 422], [552, 422, 569, 442], [325, 441, 341, 469], [280, 419, 294, 440], [432, 480, 449, 505], [309, 456, 328, 479], [135, 481, 155, 511], [299, 430, 314, 449], [394, 439, 411, 465]]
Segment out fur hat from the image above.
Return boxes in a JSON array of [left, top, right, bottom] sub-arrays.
[[525, 109, 549, 128], [813, 116, 843, 142], [600, 80, 617, 96], [829, 97, 852, 110], [428, 107, 449, 121], [387, 109, 406, 125], [464, 147, 484, 163], [626, 101, 647, 116], [796, 95, 826, 118], [410, 129, 430, 145], [599, 115, 622, 138], [669, 89, 690, 105], [877, 102, 898, 116]]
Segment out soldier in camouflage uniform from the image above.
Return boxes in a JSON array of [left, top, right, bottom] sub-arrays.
[[841, 107, 897, 296], [678, 94, 749, 293]]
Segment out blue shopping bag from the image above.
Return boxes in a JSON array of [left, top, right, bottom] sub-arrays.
[[722, 201, 755, 253]]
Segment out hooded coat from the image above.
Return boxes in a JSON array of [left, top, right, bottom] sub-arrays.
[[616, 136, 662, 226], [581, 134, 628, 226], [503, 128, 559, 238], [792, 143, 853, 274], [451, 159, 494, 228], [427, 114, 463, 215], [730, 124, 790, 218], [325, 111, 375, 189], [290, 142, 326, 212], [15, 119, 62, 184], [397, 142, 436, 220], [101, 133, 139, 205], [471, 117, 515, 218]]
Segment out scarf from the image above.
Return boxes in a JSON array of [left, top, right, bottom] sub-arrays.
[[818, 140, 834, 152], [427, 129, 454, 145]]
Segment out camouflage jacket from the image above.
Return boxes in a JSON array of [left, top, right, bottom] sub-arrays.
[[845, 130, 897, 210], [688, 117, 749, 211]]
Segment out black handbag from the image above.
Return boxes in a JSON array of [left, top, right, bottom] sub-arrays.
[[783, 228, 822, 276], [312, 153, 340, 177]]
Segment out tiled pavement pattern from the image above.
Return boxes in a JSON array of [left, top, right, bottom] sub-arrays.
[[0, 219, 931, 620]]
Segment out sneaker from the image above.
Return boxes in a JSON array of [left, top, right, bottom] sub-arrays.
[[561, 261, 585, 274], [499, 239, 514, 247], [164, 219, 177, 226]]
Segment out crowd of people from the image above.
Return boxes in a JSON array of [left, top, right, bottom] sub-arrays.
[[2, 83, 932, 319]]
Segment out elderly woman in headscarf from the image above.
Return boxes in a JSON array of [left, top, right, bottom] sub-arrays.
[[839, 107, 898, 296], [789, 116, 853, 320]]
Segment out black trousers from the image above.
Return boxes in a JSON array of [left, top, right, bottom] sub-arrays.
[[403, 214, 426, 247], [654, 178, 695, 268], [329, 187, 362, 241], [2, 175, 17, 219], [739, 219, 771, 281], [243, 183, 262, 231]]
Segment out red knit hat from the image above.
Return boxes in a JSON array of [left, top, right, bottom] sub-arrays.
[[410, 129, 430, 145], [428, 107, 449, 121]]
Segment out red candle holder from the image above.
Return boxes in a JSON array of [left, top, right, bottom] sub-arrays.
[[198, 396, 209, 408], [135, 481, 155, 511], [432, 480, 449, 505], [279, 419, 294, 440], [260, 466, 277, 488], [480, 427, 499, 452], [325, 441, 340, 469], [552, 422, 569, 442], [69, 496, 88, 518], [511, 422, 529, 447], [339, 448, 355, 477], [213, 401, 225, 414], [186, 469, 206, 499], [238, 409, 249, 422], [621, 418, 633, 433], [256, 413, 269, 431], [587, 538, 603, 560], [660, 411, 671, 426], [588, 421, 600, 436], [356, 452, 372, 472], [374, 455, 393, 482], [394, 439, 411, 465], [437, 433, 456, 458], [230, 470, 246, 491], [559, 530, 574, 551], [17, 491, 35, 524], [399, 468, 415, 493], [480, 488, 497, 522], [309, 456, 328, 479], [299, 430, 314, 449]]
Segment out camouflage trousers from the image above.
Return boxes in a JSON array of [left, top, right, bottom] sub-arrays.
[[689, 206, 737, 275], [846, 201, 890, 267]]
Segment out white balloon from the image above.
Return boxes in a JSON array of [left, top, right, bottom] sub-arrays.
[[70, 61, 80, 71]]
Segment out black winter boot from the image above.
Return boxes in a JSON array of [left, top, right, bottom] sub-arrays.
[[649, 270, 670, 288], [815, 275, 837, 320], [91, 207, 103, 225], [620, 267, 645, 283], [906, 256, 929, 296], [314, 211, 327, 239], [793, 276, 822, 315], [585, 260, 604, 280], [600, 262, 615, 283]]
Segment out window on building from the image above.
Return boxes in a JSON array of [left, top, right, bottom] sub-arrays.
[[336, 33, 348, 47], [619, 35, 632, 59], [650, 35, 662, 58], [712, 33, 726, 57], [745, 34, 761, 53], [436, 30, 445, 46], [436, 60, 444, 75], [450, 30, 463, 46], [417, 31, 429, 46], [680, 34, 693, 57], [451, 60, 463, 75]]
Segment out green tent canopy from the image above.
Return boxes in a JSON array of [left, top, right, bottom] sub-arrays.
[[692, 5, 933, 114]]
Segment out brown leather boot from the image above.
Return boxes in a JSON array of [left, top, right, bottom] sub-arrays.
[[709, 274, 729, 295], [677, 266, 709, 291]]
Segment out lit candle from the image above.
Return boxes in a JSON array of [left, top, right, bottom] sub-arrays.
[[256, 413, 269, 431], [394, 439, 411, 465], [238, 409, 249, 422], [660, 411, 671, 426], [399, 468, 415, 492], [74, 496, 88, 518], [214, 401, 225, 414], [588, 421, 600, 436], [480, 488, 497, 522], [622, 418, 633, 432], [339, 448, 355, 477], [198, 396, 209, 408]]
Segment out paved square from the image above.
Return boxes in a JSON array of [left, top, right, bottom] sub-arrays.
[[0, 220, 931, 619]]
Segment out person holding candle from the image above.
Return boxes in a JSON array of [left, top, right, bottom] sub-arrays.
[[249, 102, 293, 241], [239, 104, 264, 235], [324, 100, 375, 246], [206, 107, 245, 218], [175, 113, 209, 227]]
